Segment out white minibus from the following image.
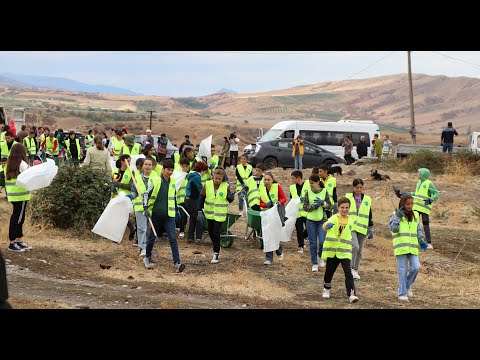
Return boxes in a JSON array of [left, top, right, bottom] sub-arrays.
[[244, 120, 380, 159]]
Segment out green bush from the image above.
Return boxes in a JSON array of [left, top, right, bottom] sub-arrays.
[[29, 164, 111, 234]]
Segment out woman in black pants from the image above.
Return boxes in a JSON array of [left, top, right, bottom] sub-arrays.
[[184, 161, 209, 243]]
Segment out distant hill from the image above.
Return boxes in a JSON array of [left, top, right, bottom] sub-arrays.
[[1, 73, 139, 96], [0, 75, 31, 88], [215, 88, 238, 94]]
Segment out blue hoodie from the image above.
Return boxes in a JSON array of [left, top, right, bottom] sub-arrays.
[[185, 171, 203, 199]]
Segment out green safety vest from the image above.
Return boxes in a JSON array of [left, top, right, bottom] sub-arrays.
[[176, 177, 188, 204], [65, 138, 81, 159], [413, 179, 432, 215], [204, 180, 229, 222], [390, 210, 420, 256], [45, 137, 59, 155], [173, 153, 181, 171], [121, 143, 141, 156], [236, 164, 253, 191], [111, 137, 123, 158], [245, 176, 264, 208], [201, 172, 211, 187], [1, 140, 18, 158], [133, 172, 157, 212], [0, 132, 5, 146], [210, 155, 219, 168], [321, 214, 354, 260], [290, 183, 309, 218], [85, 135, 94, 148], [259, 183, 278, 211], [112, 168, 132, 197], [345, 193, 372, 235], [305, 188, 327, 221], [150, 175, 177, 217], [23, 137, 37, 156], [321, 175, 336, 205], [4, 164, 31, 202], [153, 164, 163, 177]]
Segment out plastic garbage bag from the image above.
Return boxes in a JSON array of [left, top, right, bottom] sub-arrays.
[[172, 169, 188, 191], [92, 195, 134, 243], [17, 158, 58, 191], [282, 198, 300, 241], [261, 204, 288, 253], [195, 135, 212, 165]]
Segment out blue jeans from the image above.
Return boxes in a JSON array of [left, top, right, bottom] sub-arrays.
[[146, 214, 180, 265], [265, 244, 283, 262], [442, 143, 453, 153], [294, 153, 303, 170], [395, 254, 420, 297], [306, 219, 326, 265]]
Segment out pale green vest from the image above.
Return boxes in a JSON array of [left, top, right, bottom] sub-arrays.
[[245, 176, 264, 208], [259, 183, 278, 211], [321, 214, 354, 260], [176, 177, 188, 204], [23, 137, 36, 156], [204, 180, 229, 222], [305, 188, 327, 221], [236, 164, 253, 191], [321, 175, 336, 205], [133, 172, 157, 212], [390, 210, 420, 256], [201, 172, 211, 187], [0, 140, 19, 158], [150, 175, 177, 217], [5, 164, 31, 202], [121, 143, 141, 156], [65, 138, 81, 159], [85, 135, 94, 148], [45, 137, 59, 155], [290, 183, 308, 218], [345, 193, 372, 235], [112, 168, 132, 197], [111, 137, 123, 158], [210, 155, 219, 168], [173, 153, 181, 171], [413, 180, 432, 215]]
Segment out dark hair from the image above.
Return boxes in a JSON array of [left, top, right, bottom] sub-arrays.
[[94, 135, 104, 150], [240, 154, 248, 160], [311, 167, 319, 175], [161, 133, 166, 137], [193, 161, 208, 172], [185, 135, 189, 139], [116, 154, 131, 169], [143, 143, 155, 156], [29, 130, 35, 135], [447, 122, 452, 127], [163, 159, 175, 169], [256, 163, 266, 171], [136, 158, 145, 167], [4, 132, 12, 138], [318, 164, 329, 172], [229, 133, 235, 139], [144, 156, 156, 168], [308, 174, 322, 185], [352, 178, 364, 187], [6, 144, 27, 180], [399, 194, 416, 222], [291, 170, 303, 179], [115, 130, 123, 136], [180, 157, 191, 167], [213, 168, 226, 182], [337, 197, 351, 208], [264, 172, 277, 183]]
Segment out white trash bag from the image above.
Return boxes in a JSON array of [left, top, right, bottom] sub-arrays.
[[17, 158, 58, 191], [260, 204, 288, 253], [172, 169, 188, 191], [281, 198, 300, 241], [195, 135, 212, 164], [92, 195, 134, 243]]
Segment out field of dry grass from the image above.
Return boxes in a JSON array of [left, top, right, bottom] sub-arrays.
[[2, 163, 479, 309]]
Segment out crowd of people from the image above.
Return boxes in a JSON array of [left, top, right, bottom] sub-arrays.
[[0, 123, 442, 307]]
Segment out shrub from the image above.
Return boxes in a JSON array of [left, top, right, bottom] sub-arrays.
[[29, 163, 111, 234], [399, 150, 446, 174]]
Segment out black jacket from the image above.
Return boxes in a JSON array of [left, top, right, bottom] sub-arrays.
[[356, 141, 368, 158]]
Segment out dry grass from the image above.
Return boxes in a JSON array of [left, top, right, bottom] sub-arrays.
[[443, 160, 473, 184]]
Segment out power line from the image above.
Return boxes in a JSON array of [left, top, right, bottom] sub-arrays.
[[431, 51, 480, 70]]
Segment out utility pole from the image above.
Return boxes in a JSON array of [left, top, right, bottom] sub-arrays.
[[147, 110, 156, 131], [407, 51, 416, 144]]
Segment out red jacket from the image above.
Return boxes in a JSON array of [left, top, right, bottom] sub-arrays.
[[260, 184, 286, 208]]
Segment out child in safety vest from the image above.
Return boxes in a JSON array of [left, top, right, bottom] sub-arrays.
[[290, 170, 308, 253], [112, 154, 136, 241], [388, 194, 427, 302], [199, 168, 234, 264], [244, 162, 266, 211], [321, 197, 359, 303], [260, 172, 287, 265], [318, 164, 337, 217], [176, 158, 191, 239], [345, 179, 373, 280], [236, 154, 253, 216], [0, 157, 6, 192]]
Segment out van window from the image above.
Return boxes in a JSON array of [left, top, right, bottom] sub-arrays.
[[259, 129, 283, 142], [303, 143, 317, 154], [300, 130, 370, 146], [282, 130, 295, 139]]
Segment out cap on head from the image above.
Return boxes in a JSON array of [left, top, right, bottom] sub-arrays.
[[124, 134, 135, 145]]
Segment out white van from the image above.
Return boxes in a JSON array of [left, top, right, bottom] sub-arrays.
[[244, 120, 380, 159]]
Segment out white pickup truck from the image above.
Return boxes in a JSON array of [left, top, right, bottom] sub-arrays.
[[0, 106, 26, 131], [396, 131, 480, 157]]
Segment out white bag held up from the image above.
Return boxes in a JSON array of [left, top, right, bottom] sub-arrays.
[[260, 204, 288, 253], [17, 158, 58, 191], [92, 195, 134, 243], [281, 198, 300, 241], [172, 170, 188, 191], [195, 135, 212, 165]]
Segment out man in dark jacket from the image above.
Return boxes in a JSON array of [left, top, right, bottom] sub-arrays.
[[356, 136, 368, 159], [179, 135, 192, 154], [441, 122, 458, 153]]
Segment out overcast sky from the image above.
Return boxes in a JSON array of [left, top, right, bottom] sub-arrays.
[[1, 51, 480, 97]]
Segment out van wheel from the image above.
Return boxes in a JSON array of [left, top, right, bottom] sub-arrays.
[[264, 157, 278, 169]]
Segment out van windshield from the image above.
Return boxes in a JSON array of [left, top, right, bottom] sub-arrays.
[[259, 129, 284, 142]]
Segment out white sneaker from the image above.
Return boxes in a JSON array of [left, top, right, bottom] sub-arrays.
[[349, 290, 359, 303], [312, 264, 319, 272], [322, 288, 330, 299], [239, 211, 243, 216], [143, 256, 154, 269], [407, 288, 414, 297], [264, 260, 272, 265], [398, 295, 409, 302], [139, 248, 146, 257], [351, 269, 360, 280], [427, 243, 433, 250], [211, 252, 219, 264], [278, 253, 284, 261], [178, 232, 185, 239], [319, 259, 326, 268], [297, 246, 304, 253]]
